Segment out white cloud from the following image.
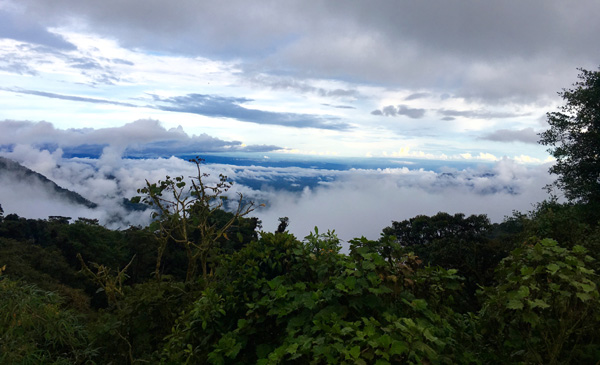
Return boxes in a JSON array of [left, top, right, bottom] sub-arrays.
[[458, 152, 499, 162], [1, 138, 555, 244], [254, 160, 554, 243]]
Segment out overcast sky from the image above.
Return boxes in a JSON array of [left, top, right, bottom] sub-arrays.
[[1, 0, 598, 161], [1, 1, 598, 240]]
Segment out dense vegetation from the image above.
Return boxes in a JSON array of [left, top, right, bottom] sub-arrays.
[[1, 68, 600, 364]]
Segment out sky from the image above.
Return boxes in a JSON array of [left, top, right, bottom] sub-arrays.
[[0, 1, 598, 241]]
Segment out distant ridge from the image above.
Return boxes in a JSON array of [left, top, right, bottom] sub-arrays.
[[0, 156, 98, 209]]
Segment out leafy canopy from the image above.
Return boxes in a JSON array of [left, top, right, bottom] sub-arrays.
[[539, 67, 600, 205]]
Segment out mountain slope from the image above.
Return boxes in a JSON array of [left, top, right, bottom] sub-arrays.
[[0, 156, 98, 210]]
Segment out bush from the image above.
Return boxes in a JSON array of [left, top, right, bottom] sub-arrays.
[[163, 231, 474, 364], [479, 239, 600, 363], [0, 275, 95, 364]]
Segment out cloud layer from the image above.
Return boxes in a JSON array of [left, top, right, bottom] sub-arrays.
[[0, 119, 281, 157], [4, 1, 598, 102], [0, 130, 555, 244]]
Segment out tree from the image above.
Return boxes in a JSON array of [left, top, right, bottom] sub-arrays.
[[276, 216, 289, 233], [539, 67, 600, 205], [381, 212, 509, 311], [134, 157, 256, 281], [381, 212, 495, 281]]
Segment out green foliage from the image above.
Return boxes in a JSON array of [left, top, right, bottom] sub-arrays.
[[163, 231, 473, 364], [381, 213, 495, 273], [0, 276, 95, 364], [135, 157, 256, 281], [520, 200, 600, 271], [381, 212, 514, 310], [382, 212, 491, 245], [539, 67, 600, 205], [55, 220, 131, 270], [479, 239, 600, 364], [90, 279, 191, 364], [0, 237, 91, 311], [78, 253, 136, 308], [4, 156, 600, 363]]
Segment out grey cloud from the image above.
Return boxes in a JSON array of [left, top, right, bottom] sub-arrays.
[[70, 57, 103, 70], [0, 57, 38, 75], [21, 1, 597, 59], [4, 88, 349, 130], [65, 56, 123, 85], [245, 74, 360, 99], [479, 128, 539, 144], [153, 93, 350, 130], [111, 58, 135, 66], [0, 119, 282, 156], [262, 2, 599, 103], [537, 114, 549, 127], [322, 104, 355, 110], [382, 106, 398, 116], [372, 105, 426, 119], [438, 109, 526, 120], [91, 73, 120, 85], [7, 1, 600, 104], [405, 92, 430, 101], [4, 88, 139, 107], [14, 0, 306, 57], [0, 9, 76, 50], [441, 117, 455, 121], [398, 105, 426, 119], [125, 139, 280, 157], [324, 89, 358, 98], [1, 42, 121, 84]]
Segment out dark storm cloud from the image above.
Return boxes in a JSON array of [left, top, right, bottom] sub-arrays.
[[371, 105, 426, 119], [153, 93, 350, 130], [0, 9, 76, 50], [479, 128, 539, 144]]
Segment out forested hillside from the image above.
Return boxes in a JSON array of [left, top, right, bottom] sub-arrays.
[[1, 68, 600, 364]]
